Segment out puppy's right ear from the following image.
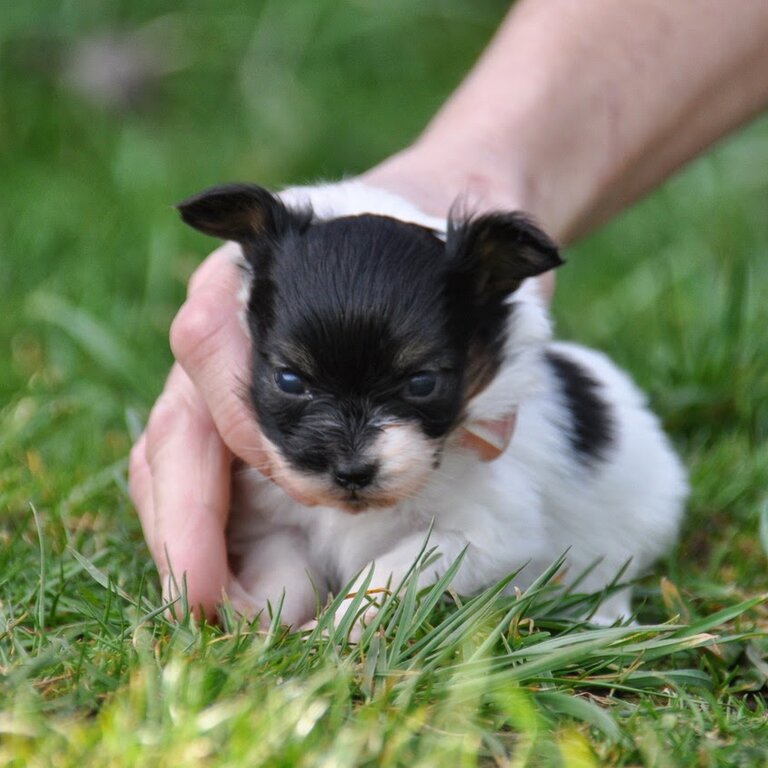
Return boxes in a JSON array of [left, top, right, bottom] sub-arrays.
[[176, 183, 310, 243], [446, 210, 563, 300]]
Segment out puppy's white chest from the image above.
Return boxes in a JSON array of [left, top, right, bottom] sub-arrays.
[[230, 466, 448, 586], [229, 445, 549, 596]]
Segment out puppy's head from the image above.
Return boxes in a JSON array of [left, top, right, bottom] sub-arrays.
[[178, 183, 561, 511]]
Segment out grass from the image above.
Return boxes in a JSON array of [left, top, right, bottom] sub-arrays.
[[1, 1, 767, 765]]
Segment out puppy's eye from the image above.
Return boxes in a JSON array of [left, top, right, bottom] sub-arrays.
[[406, 371, 438, 398], [275, 369, 307, 395]]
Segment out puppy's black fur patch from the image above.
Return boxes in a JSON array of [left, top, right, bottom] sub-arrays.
[[545, 350, 615, 464]]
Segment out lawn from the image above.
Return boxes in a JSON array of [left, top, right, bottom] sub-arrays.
[[1, 1, 767, 765]]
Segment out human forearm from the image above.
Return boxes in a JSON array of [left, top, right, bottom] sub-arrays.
[[365, 0, 768, 242]]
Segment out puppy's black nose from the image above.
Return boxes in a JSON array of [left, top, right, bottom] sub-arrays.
[[333, 461, 377, 490]]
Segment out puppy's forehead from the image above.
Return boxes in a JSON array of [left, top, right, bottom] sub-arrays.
[[273, 215, 445, 316], [272, 312, 447, 388], [274, 214, 445, 285], [273, 335, 453, 379], [306, 213, 443, 251], [267, 214, 453, 367]]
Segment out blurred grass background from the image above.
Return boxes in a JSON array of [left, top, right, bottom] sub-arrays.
[[1, 1, 767, 763]]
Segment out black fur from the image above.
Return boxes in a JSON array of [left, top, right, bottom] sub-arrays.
[[177, 183, 563, 483], [177, 183, 311, 243], [545, 350, 615, 464], [250, 214, 469, 475]]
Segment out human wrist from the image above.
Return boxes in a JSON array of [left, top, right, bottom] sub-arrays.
[[360, 108, 595, 246], [359, 138, 536, 230]]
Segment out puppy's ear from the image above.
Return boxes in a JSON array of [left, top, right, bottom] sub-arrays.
[[176, 183, 310, 243], [446, 212, 563, 298]]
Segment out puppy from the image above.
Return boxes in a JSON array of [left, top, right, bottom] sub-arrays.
[[177, 180, 688, 628]]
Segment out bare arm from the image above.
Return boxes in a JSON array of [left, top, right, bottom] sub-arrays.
[[131, 0, 768, 620], [364, 0, 768, 241]]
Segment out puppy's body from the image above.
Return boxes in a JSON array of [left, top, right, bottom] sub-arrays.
[[178, 181, 688, 626]]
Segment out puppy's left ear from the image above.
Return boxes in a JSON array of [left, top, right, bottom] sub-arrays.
[[446, 212, 563, 298]]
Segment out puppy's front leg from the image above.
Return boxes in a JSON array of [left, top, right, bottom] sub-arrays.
[[331, 530, 469, 639], [229, 528, 321, 629]]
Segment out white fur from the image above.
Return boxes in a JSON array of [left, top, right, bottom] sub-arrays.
[[227, 181, 688, 627]]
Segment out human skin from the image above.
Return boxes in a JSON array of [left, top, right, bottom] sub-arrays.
[[129, 0, 768, 619]]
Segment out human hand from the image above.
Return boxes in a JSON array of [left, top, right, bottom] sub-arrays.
[[129, 243, 264, 620]]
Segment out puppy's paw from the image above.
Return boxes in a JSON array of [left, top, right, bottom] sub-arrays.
[[302, 593, 385, 643], [332, 592, 387, 643], [223, 577, 268, 626]]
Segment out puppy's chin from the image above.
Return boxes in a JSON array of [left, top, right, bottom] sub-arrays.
[[258, 424, 441, 513], [333, 494, 399, 515]]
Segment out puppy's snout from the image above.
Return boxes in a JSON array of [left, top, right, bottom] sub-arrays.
[[333, 460, 377, 491]]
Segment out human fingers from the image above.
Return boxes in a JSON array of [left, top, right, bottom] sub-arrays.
[[170, 243, 270, 471], [137, 363, 232, 620], [128, 432, 156, 554]]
